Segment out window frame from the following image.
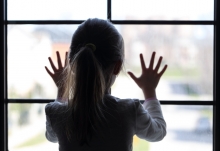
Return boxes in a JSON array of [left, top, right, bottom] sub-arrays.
[[0, 0, 219, 150]]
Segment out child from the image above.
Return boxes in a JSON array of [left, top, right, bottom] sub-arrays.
[[45, 18, 167, 151]]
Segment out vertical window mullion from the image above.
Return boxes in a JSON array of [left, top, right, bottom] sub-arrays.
[[0, 0, 7, 150], [107, 0, 111, 21], [214, 0, 220, 150], [4, 0, 8, 150]]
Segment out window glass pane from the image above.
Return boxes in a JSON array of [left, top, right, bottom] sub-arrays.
[[8, 104, 212, 151], [8, 25, 77, 99], [8, 0, 106, 20], [112, 0, 214, 20], [8, 25, 213, 100], [112, 25, 213, 100], [134, 105, 213, 151], [8, 104, 58, 151]]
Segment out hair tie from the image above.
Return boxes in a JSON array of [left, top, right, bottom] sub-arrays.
[[85, 43, 96, 51]]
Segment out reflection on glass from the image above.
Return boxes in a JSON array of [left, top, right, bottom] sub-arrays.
[[112, 0, 214, 20], [8, 25, 213, 100], [8, 0, 106, 20], [112, 25, 213, 100], [8, 104, 212, 151]]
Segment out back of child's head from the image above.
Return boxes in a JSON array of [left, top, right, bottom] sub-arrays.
[[69, 18, 124, 71], [63, 18, 124, 145]]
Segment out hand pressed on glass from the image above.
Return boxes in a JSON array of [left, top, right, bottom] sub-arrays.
[[127, 52, 168, 99], [45, 51, 68, 95]]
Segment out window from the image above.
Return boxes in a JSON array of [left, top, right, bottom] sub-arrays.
[[1, 0, 220, 151]]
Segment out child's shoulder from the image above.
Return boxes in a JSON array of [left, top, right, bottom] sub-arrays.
[[45, 101, 68, 116], [105, 94, 141, 107]]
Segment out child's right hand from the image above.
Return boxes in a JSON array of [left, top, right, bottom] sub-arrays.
[[127, 52, 167, 99], [45, 51, 68, 90]]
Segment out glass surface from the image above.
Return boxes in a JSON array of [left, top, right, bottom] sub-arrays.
[[112, 25, 213, 100], [8, 25, 78, 99], [8, 25, 213, 100], [145, 105, 213, 151], [8, 104, 212, 151], [8, 0, 106, 20], [112, 0, 214, 20], [8, 104, 58, 151]]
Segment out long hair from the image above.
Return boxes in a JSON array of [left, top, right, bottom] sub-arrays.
[[62, 18, 124, 145]]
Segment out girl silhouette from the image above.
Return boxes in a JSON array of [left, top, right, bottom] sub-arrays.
[[45, 18, 167, 151]]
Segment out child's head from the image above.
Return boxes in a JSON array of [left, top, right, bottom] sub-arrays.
[[63, 18, 124, 144], [68, 18, 124, 92]]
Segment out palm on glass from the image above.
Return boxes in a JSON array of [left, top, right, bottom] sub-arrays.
[[127, 52, 168, 99], [45, 51, 68, 91]]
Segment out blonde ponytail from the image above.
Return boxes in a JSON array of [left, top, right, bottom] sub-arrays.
[[63, 46, 106, 145]]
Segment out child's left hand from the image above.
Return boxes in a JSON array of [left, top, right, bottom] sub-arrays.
[[127, 52, 167, 99], [45, 51, 68, 91]]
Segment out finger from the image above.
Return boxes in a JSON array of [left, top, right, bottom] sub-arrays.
[[140, 54, 146, 70], [48, 57, 57, 71], [149, 51, 156, 69], [158, 65, 168, 77], [45, 66, 54, 77], [127, 71, 138, 83], [64, 52, 68, 67], [154, 56, 162, 72], [56, 51, 63, 68]]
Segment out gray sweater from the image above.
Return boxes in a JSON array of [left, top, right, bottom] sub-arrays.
[[45, 95, 166, 151]]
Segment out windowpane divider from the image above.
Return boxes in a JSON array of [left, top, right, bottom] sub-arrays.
[[107, 0, 111, 20], [213, 0, 220, 150], [111, 20, 215, 25], [6, 20, 215, 25], [7, 20, 85, 24], [7, 99, 214, 105]]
